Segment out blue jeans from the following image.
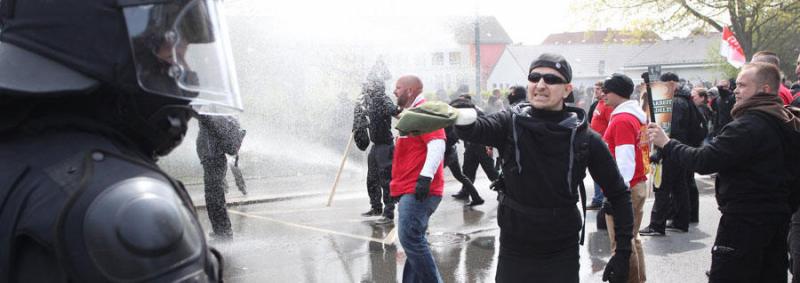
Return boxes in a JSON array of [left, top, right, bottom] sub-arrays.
[[591, 182, 604, 205], [398, 194, 443, 283]]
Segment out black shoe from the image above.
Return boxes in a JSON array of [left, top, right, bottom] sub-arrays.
[[666, 223, 689, 233], [586, 203, 602, 210], [451, 191, 468, 200], [466, 198, 485, 206], [639, 226, 665, 236], [361, 208, 382, 217]]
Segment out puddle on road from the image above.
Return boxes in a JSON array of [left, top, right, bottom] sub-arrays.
[[427, 232, 470, 246]]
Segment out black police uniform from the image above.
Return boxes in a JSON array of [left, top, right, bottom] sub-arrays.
[[0, 0, 236, 281]]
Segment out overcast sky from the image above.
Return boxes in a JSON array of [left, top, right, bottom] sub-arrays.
[[226, 0, 649, 45]]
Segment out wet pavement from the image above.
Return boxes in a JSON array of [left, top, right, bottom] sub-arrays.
[[195, 173, 733, 283]]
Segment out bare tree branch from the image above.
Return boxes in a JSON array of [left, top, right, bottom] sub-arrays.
[[678, 0, 723, 31]]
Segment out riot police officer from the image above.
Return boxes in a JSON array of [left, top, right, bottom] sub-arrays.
[[0, 0, 241, 281]]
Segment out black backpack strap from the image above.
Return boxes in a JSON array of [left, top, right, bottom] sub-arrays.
[[579, 181, 587, 245], [573, 130, 591, 245]]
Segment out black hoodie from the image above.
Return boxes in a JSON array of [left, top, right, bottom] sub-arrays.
[[456, 104, 633, 255]]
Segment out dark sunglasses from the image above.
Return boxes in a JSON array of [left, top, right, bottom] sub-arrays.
[[528, 72, 567, 85]]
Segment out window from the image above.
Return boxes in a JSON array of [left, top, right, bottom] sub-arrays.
[[432, 52, 444, 66], [598, 60, 606, 75], [449, 52, 461, 65]]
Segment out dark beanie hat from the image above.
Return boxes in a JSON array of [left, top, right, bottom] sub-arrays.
[[529, 53, 572, 83], [603, 73, 634, 98]]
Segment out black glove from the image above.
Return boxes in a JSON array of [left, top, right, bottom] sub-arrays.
[[602, 251, 631, 283], [415, 176, 432, 202]]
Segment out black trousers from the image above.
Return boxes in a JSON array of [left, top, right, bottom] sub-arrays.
[[367, 143, 394, 218], [790, 210, 800, 283], [496, 243, 579, 283], [201, 156, 232, 235], [462, 143, 499, 188], [648, 160, 690, 231], [708, 213, 788, 283], [688, 172, 699, 223], [445, 150, 481, 201]]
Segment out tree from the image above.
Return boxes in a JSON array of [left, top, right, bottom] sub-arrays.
[[589, 0, 800, 79]]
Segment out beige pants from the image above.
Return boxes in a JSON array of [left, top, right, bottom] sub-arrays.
[[606, 181, 648, 283]]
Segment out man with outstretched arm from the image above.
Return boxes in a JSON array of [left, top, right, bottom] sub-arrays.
[[647, 62, 800, 282], [455, 53, 634, 283]]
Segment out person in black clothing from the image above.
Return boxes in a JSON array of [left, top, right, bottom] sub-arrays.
[[446, 98, 485, 206], [711, 79, 736, 138], [197, 115, 246, 238], [641, 72, 704, 235], [0, 1, 232, 281], [647, 62, 800, 282], [455, 53, 634, 283], [359, 60, 401, 225]]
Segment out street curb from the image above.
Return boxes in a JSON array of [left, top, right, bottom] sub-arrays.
[[193, 189, 363, 210], [193, 191, 325, 210]]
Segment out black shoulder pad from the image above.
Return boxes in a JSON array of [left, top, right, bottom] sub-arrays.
[[79, 177, 216, 282]]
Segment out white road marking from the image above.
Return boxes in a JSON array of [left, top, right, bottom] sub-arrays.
[[228, 209, 396, 245]]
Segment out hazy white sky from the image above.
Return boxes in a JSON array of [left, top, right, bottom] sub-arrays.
[[226, 0, 642, 45]]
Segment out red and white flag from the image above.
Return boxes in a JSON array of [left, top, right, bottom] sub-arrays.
[[720, 26, 746, 68]]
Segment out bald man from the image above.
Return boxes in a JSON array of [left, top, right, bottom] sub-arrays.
[[390, 75, 447, 282]]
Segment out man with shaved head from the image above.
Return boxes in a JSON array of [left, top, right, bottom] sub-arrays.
[[648, 62, 800, 282], [752, 51, 793, 105], [390, 75, 447, 282]]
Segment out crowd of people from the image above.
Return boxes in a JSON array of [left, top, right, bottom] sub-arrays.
[[349, 49, 800, 282]]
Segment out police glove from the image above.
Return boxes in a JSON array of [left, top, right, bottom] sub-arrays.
[[602, 251, 630, 283], [415, 176, 432, 202]]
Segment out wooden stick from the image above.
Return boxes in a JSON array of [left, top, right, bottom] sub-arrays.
[[327, 132, 355, 207]]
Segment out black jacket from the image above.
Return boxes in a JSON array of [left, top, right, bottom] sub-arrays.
[[364, 92, 398, 145], [671, 87, 704, 146], [196, 115, 244, 162], [711, 89, 735, 137], [662, 111, 792, 215], [456, 104, 633, 255]]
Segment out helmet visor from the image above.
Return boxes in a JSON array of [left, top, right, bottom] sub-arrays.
[[122, 0, 242, 114]]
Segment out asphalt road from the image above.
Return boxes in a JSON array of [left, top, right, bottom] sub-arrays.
[[197, 173, 733, 283]]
